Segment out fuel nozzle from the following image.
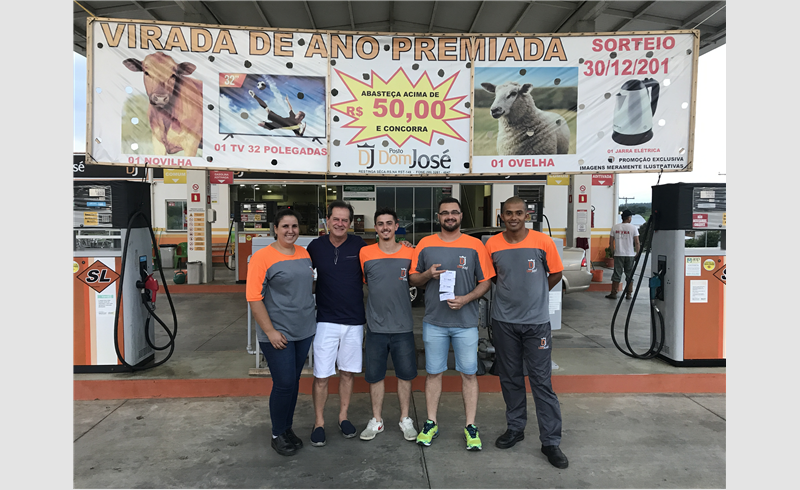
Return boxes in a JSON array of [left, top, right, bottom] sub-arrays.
[[650, 257, 667, 301]]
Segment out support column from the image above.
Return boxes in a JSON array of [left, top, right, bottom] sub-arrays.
[[564, 18, 597, 258], [186, 169, 214, 283], [566, 175, 592, 256]]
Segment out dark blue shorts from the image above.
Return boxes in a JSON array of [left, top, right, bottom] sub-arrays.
[[364, 328, 418, 384]]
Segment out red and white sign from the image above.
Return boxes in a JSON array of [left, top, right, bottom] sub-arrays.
[[579, 185, 586, 192], [692, 213, 708, 228], [210, 171, 233, 184], [192, 183, 200, 191], [578, 194, 587, 203], [592, 174, 614, 186], [191, 193, 201, 202]]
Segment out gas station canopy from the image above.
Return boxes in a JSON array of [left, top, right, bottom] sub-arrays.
[[73, 1, 726, 57]]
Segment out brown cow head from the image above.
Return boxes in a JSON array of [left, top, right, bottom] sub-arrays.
[[123, 53, 196, 109]]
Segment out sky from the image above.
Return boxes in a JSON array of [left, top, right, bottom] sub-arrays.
[[73, 43, 725, 204]]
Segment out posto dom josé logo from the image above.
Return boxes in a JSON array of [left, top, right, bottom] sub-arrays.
[[357, 143, 453, 172]]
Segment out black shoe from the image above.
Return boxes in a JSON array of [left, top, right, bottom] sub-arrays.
[[271, 433, 298, 456], [286, 428, 303, 449], [541, 445, 569, 469], [310, 426, 326, 447], [495, 429, 525, 449]]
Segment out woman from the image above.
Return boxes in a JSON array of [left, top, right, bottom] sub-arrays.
[[246, 208, 316, 456]]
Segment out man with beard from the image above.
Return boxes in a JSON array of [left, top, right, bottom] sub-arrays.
[[484, 196, 568, 469], [409, 197, 495, 451]]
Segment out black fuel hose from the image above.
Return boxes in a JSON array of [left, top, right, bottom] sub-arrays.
[[222, 218, 235, 270], [609, 213, 665, 359], [113, 210, 178, 371]]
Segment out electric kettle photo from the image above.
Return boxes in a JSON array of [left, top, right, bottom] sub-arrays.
[[612, 78, 660, 146]]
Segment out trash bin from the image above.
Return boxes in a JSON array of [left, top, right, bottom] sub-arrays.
[[187, 261, 203, 285], [159, 244, 177, 269]]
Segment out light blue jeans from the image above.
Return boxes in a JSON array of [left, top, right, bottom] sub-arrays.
[[422, 322, 479, 375]]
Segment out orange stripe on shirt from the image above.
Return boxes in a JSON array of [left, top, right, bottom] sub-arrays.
[[245, 245, 312, 301]]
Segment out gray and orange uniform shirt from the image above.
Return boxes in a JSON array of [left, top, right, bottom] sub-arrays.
[[410, 234, 495, 328], [359, 244, 415, 334], [246, 244, 316, 343], [485, 230, 564, 325]]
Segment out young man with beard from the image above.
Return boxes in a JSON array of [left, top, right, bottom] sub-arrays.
[[484, 196, 569, 469], [409, 197, 495, 451], [357, 208, 418, 442]]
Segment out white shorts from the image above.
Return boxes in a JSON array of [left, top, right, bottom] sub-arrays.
[[312, 322, 364, 378]]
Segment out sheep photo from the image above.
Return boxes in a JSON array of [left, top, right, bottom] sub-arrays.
[[473, 67, 578, 156]]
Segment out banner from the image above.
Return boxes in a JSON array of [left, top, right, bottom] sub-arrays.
[[88, 20, 329, 173], [86, 18, 697, 176], [328, 34, 471, 175]]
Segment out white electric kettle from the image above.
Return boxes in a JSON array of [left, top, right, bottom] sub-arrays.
[[612, 78, 660, 146]]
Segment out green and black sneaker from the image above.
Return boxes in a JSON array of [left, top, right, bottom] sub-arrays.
[[416, 419, 439, 447], [464, 424, 482, 451]]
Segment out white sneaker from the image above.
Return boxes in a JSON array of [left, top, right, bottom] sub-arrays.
[[359, 418, 384, 441], [399, 417, 417, 441]]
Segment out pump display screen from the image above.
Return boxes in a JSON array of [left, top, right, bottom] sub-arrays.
[[74, 185, 113, 228]]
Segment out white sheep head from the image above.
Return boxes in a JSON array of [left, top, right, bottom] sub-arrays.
[[481, 81, 533, 119]]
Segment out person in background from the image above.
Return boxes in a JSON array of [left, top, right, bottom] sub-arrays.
[[606, 209, 640, 300], [246, 208, 316, 456]]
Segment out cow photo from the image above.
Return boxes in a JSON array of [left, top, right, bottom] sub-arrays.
[[473, 66, 578, 156], [121, 53, 203, 157]]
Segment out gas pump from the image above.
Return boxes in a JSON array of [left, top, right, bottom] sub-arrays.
[[650, 183, 726, 367], [524, 199, 544, 232], [233, 201, 276, 283], [610, 182, 725, 366], [73, 181, 177, 372]]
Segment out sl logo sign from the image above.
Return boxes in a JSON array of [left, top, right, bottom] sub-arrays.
[[76, 260, 120, 293]]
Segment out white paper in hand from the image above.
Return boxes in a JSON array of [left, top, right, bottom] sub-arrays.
[[439, 270, 456, 292]]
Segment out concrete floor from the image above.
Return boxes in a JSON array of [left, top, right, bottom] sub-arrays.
[[74, 392, 725, 488], [73, 263, 726, 488]]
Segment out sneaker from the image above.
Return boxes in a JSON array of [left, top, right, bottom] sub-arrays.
[[310, 426, 326, 447], [339, 419, 357, 438], [464, 424, 482, 451], [399, 417, 418, 441], [359, 418, 385, 441], [416, 419, 438, 446], [541, 444, 569, 469]]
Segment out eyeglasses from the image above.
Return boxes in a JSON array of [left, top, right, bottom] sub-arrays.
[[438, 211, 461, 217], [334, 248, 339, 265]]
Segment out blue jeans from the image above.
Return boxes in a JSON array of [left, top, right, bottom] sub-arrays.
[[422, 322, 479, 375], [259, 335, 314, 436]]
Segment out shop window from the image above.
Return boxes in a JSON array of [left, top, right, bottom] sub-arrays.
[[166, 200, 187, 231]]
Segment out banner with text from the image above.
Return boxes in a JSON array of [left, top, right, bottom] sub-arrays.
[[88, 19, 329, 172], [86, 18, 697, 176], [328, 34, 471, 175]]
